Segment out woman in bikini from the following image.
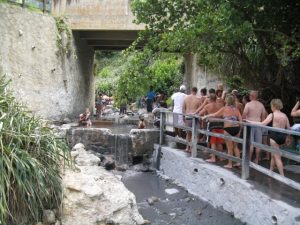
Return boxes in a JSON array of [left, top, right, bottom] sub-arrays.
[[203, 95, 242, 168], [247, 99, 289, 176]]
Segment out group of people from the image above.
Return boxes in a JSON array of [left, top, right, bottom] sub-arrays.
[[171, 83, 299, 176]]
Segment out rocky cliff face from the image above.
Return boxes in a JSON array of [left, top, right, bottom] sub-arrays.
[[0, 3, 94, 120], [61, 143, 145, 225]]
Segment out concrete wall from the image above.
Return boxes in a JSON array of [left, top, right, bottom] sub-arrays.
[[155, 145, 300, 225], [184, 53, 223, 94], [0, 3, 94, 120], [51, 0, 144, 30], [67, 128, 160, 164]]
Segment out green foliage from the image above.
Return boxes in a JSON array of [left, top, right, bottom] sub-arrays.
[[131, 0, 300, 112], [0, 76, 70, 225], [95, 50, 183, 107], [55, 17, 72, 58]]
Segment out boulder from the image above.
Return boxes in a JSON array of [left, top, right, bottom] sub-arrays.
[[71, 143, 100, 166], [102, 155, 116, 170], [61, 144, 145, 225], [43, 210, 56, 224]]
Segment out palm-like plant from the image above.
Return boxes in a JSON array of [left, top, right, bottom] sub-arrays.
[[0, 76, 70, 225]]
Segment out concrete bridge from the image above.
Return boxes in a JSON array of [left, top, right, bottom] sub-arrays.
[[52, 0, 144, 50]]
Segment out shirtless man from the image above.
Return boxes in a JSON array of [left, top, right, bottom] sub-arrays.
[[242, 90, 266, 164], [183, 87, 201, 152], [216, 89, 225, 107], [199, 94, 224, 162], [195, 88, 208, 114]]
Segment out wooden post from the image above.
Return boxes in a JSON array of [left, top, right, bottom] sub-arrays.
[[191, 116, 198, 158], [156, 111, 165, 170], [241, 125, 251, 179], [22, 0, 25, 8]]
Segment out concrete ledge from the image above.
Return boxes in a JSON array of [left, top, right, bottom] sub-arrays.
[[154, 145, 300, 225]]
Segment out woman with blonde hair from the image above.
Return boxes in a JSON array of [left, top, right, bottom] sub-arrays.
[[247, 99, 289, 176], [203, 95, 242, 168]]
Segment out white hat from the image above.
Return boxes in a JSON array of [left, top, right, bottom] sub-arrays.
[[180, 85, 186, 91]]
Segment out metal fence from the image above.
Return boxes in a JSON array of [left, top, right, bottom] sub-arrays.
[[8, 0, 51, 12], [156, 110, 300, 191]]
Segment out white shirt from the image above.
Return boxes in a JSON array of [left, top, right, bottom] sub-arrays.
[[171, 92, 186, 113]]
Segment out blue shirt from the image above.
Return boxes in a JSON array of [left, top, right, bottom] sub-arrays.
[[147, 91, 156, 101]]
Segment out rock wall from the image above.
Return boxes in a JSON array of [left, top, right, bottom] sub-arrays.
[[184, 53, 223, 94], [0, 3, 94, 120]]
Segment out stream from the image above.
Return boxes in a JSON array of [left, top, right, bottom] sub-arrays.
[[121, 170, 244, 225]]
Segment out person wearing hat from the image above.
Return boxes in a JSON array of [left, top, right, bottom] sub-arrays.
[[171, 85, 187, 138]]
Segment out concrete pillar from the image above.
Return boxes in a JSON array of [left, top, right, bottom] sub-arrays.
[[183, 53, 197, 94]]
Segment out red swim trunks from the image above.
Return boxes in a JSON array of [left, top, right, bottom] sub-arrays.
[[210, 129, 224, 144]]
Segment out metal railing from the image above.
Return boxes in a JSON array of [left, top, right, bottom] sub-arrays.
[[156, 110, 300, 191], [8, 0, 51, 12]]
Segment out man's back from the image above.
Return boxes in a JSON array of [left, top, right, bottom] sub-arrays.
[[243, 100, 265, 122], [205, 102, 222, 115], [171, 92, 186, 113], [184, 95, 201, 114]]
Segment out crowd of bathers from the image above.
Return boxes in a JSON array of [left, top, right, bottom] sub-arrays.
[[171, 83, 300, 176]]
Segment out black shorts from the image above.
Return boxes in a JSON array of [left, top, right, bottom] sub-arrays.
[[268, 131, 287, 145], [224, 126, 240, 136]]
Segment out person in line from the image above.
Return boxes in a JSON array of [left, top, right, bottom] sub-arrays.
[[171, 85, 187, 138], [247, 99, 290, 176], [195, 88, 209, 114], [146, 86, 156, 113], [291, 99, 300, 132], [199, 94, 224, 162], [217, 83, 227, 100], [183, 87, 201, 153], [203, 95, 242, 168], [242, 90, 266, 164], [79, 108, 92, 127], [233, 93, 244, 114], [216, 89, 225, 107]]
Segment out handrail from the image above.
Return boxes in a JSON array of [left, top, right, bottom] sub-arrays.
[[157, 110, 300, 191], [8, 0, 51, 12]]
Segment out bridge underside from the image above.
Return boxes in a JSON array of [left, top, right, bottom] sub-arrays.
[[77, 30, 142, 51]]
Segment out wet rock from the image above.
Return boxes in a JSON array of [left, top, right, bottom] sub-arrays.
[[116, 164, 129, 171], [184, 197, 192, 202], [147, 196, 159, 205], [165, 188, 179, 195], [63, 117, 71, 124], [55, 221, 61, 225], [43, 209, 56, 224], [141, 220, 151, 224], [102, 155, 116, 170], [35, 222, 43, 225], [195, 208, 202, 216]]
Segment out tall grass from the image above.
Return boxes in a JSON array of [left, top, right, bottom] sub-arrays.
[[0, 76, 70, 225]]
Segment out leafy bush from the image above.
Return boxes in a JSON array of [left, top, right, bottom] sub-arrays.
[[0, 76, 70, 225]]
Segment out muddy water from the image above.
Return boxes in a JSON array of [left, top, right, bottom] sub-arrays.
[[122, 171, 244, 225]]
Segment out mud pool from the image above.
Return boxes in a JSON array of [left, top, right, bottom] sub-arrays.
[[121, 171, 244, 225]]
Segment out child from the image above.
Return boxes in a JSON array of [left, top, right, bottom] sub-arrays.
[[79, 108, 92, 127], [138, 115, 146, 129]]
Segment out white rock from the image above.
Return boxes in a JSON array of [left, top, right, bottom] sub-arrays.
[[165, 188, 179, 195], [61, 150, 144, 225], [43, 210, 56, 224]]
